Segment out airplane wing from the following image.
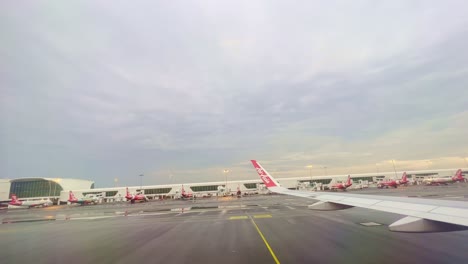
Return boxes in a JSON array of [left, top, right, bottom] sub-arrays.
[[251, 160, 468, 232]]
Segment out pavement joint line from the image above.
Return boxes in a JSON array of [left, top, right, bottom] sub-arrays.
[[249, 215, 280, 264]]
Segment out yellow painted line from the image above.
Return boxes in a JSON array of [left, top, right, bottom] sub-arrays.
[[229, 216, 248, 220], [253, 214, 272, 219], [250, 216, 280, 264]]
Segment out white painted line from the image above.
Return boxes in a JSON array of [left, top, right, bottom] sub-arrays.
[[360, 222, 382, 226], [70, 216, 117, 220]]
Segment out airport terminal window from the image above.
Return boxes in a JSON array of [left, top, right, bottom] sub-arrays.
[[414, 173, 438, 177], [300, 179, 332, 184], [9, 180, 63, 198], [313, 179, 332, 184], [244, 183, 258, 189], [105, 191, 118, 197], [351, 177, 374, 182], [83, 191, 102, 196], [191, 185, 218, 192], [144, 188, 172, 194]]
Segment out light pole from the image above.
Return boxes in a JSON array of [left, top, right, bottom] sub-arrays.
[[139, 174, 144, 190], [425, 160, 432, 170], [306, 165, 313, 180], [223, 169, 230, 195], [391, 160, 398, 179], [321, 166, 328, 176]]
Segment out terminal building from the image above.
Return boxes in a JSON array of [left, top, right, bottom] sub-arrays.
[[1, 168, 466, 205], [58, 168, 466, 203], [0, 178, 94, 205]]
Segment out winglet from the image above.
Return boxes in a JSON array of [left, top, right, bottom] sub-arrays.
[[251, 160, 280, 188]]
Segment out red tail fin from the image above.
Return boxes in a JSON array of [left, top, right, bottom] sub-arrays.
[[126, 187, 130, 196], [181, 185, 186, 195], [251, 160, 280, 188], [401, 172, 407, 181], [346, 175, 352, 186], [11, 194, 18, 202], [69, 191, 77, 201], [453, 169, 463, 180]]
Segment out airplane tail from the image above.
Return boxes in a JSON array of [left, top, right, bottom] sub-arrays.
[[346, 175, 352, 186], [401, 172, 407, 182], [126, 187, 130, 196], [69, 191, 77, 201], [181, 185, 186, 195], [251, 160, 280, 188], [11, 194, 18, 202], [453, 169, 463, 180]]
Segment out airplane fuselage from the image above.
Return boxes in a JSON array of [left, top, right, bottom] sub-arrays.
[[378, 180, 398, 188], [424, 178, 456, 185], [9, 200, 51, 208]]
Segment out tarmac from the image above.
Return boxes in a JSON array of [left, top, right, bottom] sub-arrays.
[[1, 184, 468, 263]]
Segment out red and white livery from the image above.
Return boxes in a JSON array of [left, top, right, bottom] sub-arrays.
[[378, 172, 409, 188], [423, 169, 464, 185], [329, 175, 352, 191], [125, 187, 148, 203], [180, 185, 193, 199], [8, 194, 52, 208]]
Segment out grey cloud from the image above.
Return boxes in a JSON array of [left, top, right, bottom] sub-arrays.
[[1, 1, 468, 186]]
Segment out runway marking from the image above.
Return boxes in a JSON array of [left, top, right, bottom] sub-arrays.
[[253, 214, 272, 219], [69, 216, 117, 220], [249, 216, 280, 264], [229, 216, 248, 220]]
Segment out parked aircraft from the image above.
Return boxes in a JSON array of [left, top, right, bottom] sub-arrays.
[[125, 187, 148, 203], [8, 194, 52, 208], [180, 185, 193, 199], [68, 191, 99, 205], [329, 175, 352, 191], [378, 172, 409, 188], [398, 172, 409, 185], [423, 169, 464, 185]]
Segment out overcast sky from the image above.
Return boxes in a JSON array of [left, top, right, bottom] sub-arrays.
[[1, 1, 468, 187]]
